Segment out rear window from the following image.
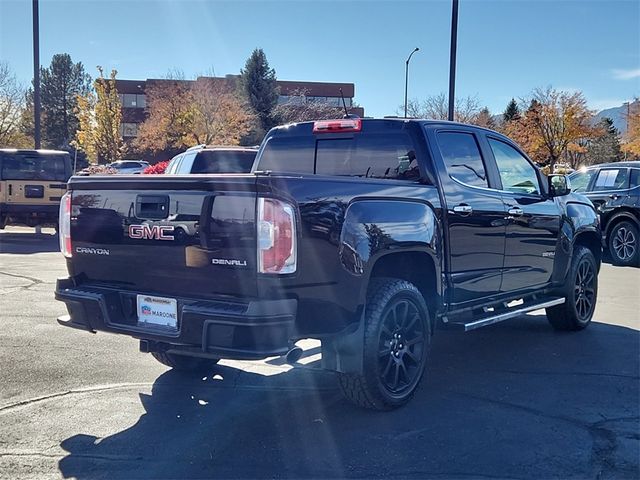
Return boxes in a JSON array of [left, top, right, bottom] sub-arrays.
[[191, 150, 256, 174], [316, 134, 418, 179], [1, 153, 69, 181], [630, 169, 640, 189], [257, 132, 419, 180]]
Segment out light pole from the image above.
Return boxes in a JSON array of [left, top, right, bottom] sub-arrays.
[[404, 47, 419, 118], [448, 0, 459, 121], [32, 0, 41, 149]]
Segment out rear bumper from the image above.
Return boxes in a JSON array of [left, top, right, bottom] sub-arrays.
[[1, 203, 59, 223], [55, 278, 297, 360]]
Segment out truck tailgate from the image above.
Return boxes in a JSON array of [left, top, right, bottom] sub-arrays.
[[67, 174, 260, 299]]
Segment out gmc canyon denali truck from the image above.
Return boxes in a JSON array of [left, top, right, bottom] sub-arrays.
[[55, 118, 601, 410]]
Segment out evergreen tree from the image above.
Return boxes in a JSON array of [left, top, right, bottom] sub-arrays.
[[503, 98, 520, 122], [40, 53, 91, 149], [239, 49, 279, 134], [587, 117, 622, 165]]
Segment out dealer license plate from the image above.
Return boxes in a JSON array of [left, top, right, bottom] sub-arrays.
[[137, 294, 178, 330]]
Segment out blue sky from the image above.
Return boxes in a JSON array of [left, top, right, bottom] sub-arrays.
[[1, 0, 638, 117]]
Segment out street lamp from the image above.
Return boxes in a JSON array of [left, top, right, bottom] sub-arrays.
[[404, 47, 420, 118]]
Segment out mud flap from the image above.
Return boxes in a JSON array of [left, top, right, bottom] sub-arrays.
[[321, 308, 365, 374]]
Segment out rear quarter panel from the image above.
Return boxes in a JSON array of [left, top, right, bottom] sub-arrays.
[[255, 174, 442, 335]]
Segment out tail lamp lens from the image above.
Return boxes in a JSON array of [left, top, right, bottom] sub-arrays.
[[257, 197, 296, 274], [59, 191, 72, 257]]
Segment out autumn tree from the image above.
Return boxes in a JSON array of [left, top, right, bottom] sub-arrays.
[[403, 93, 481, 123], [0, 62, 30, 147], [40, 54, 91, 149], [504, 88, 595, 169], [75, 67, 124, 163], [135, 78, 193, 154], [136, 77, 255, 153], [239, 49, 279, 134], [473, 107, 497, 129], [274, 89, 343, 124], [185, 79, 254, 145], [621, 99, 640, 159]]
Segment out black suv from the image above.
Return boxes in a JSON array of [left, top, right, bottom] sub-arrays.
[[569, 162, 640, 266]]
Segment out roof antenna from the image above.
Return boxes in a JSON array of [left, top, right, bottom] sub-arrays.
[[339, 88, 357, 119]]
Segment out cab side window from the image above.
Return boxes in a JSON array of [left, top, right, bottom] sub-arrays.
[[488, 138, 540, 195], [436, 132, 488, 188]]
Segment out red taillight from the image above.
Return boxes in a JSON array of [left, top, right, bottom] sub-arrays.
[[313, 118, 362, 133], [257, 198, 296, 274], [59, 191, 72, 258]]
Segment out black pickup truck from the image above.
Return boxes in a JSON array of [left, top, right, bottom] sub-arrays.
[[55, 118, 601, 410]]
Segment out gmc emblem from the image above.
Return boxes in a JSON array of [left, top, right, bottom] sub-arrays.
[[128, 224, 175, 241]]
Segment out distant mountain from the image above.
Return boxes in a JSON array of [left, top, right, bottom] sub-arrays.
[[595, 100, 638, 135]]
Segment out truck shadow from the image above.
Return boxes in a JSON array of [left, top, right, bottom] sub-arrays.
[[58, 316, 639, 479], [0, 230, 59, 254]]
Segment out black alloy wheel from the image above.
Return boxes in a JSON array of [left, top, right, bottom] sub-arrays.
[[377, 298, 426, 395], [546, 245, 598, 331], [573, 257, 596, 322], [337, 278, 431, 410]]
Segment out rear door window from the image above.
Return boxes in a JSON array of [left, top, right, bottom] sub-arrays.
[[315, 133, 418, 179], [436, 132, 488, 188], [593, 169, 629, 191]]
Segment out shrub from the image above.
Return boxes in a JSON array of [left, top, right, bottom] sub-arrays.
[[142, 161, 169, 174]]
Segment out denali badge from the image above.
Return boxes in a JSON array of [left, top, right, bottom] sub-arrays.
[[211, 258, 248, 266], [76, 246, 110, 255], [128, 224, 174, 241]]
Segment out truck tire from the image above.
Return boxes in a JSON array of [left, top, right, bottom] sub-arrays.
[[151, 351, 218, 371], [337, 278, 431, 410], [608, 220, 639, 267], [546, 245, 598, 331]]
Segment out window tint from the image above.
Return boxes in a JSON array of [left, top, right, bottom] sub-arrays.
[[1, 154, 69, 181], [593, 169, 629, 190], [257, 136, 315, 173], [569, 169, 596, 193], [315, 133, 418, 179], [436, 132, 488, 188], [488, 138, 540, 195], [630, 169, 640, 189], [191, 150, 256, 174]]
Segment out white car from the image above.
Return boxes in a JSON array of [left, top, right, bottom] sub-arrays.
[[108, 160, 149, 174]]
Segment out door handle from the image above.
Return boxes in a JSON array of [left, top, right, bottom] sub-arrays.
[[8, 184, 12, 195], [507, 207, 524, 217], [609, 194, 619, 200], [452, 204, 473, 216]]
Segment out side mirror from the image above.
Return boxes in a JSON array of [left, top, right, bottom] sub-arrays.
[[549, 174, 572, 197]]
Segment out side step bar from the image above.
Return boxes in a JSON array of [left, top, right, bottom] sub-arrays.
[[447, 297, 565, 332]]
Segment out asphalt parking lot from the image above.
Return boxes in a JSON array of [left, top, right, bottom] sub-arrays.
[[0, 227, 638, 480]]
